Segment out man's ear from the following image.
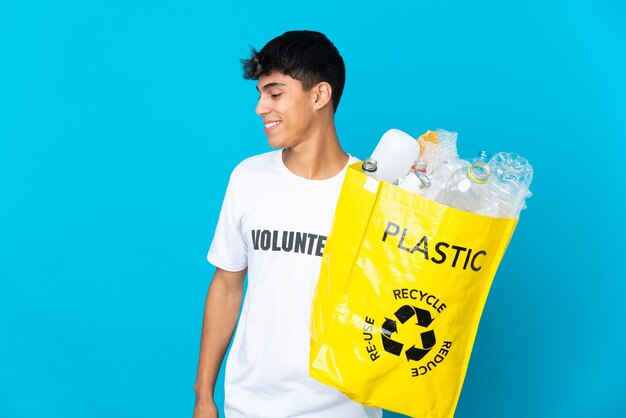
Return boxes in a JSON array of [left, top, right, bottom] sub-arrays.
[[313, 82, 333, 111]]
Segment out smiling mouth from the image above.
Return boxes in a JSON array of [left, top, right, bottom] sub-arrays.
[[264, 121, 281, 132]]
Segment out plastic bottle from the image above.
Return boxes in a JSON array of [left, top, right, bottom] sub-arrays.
[[438, 151, 499, 216], [370, 129, 421, 184], [420, 130, 463, 201], [488, 152, 534, 218], [397, 161, 431, 196]]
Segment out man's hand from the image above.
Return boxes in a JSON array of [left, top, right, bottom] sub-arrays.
[[192, 399, 219, 418]]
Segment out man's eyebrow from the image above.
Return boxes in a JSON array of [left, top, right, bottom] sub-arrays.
[[256, 82, 287, 92]]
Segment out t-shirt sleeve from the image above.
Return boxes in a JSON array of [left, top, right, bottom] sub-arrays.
[[207, 172, 248, 272]]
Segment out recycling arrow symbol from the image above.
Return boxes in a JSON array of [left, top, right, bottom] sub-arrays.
[[381, 305, 437, 361]]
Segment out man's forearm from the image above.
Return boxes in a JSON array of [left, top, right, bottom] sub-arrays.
[[194, 268, 246, 402]]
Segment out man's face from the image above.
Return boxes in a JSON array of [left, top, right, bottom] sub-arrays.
[[255, 72, 317, 149]]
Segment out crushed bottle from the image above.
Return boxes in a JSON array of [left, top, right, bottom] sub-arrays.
[[488, 152, 533, 218], [437, 151, 500, 217], [422, 131, 465, 201]]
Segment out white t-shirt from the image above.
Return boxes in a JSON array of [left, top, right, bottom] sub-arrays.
[[208, 150, 381, 418]]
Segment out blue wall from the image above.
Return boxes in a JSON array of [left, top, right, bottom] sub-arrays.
[[1, 1, 624, 417]]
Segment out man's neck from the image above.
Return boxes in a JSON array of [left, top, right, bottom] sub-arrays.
[[282, 123, 348, 180]]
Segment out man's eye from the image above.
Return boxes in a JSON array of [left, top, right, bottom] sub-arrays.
[[270, 93, 282, 99]]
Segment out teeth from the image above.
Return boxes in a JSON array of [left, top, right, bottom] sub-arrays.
[[265, 121, 280, 128]]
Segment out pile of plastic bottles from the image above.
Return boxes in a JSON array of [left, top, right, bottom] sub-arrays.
[[362, 129, 533, 219]]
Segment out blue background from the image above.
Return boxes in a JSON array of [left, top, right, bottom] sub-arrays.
[[1, 0, 625, 417]]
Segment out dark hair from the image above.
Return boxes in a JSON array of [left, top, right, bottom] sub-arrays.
[[242, 30, 346, 112]]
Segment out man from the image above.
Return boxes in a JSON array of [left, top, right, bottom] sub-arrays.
[[193, 31, 381, 418]]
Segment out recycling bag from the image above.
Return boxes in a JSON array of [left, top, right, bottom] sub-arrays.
[[310, 163, 517, 418]]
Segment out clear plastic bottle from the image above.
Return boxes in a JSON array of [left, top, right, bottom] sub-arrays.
[[439, 151, 499, 216], [422, 130, 464, 201], [488, 152, 534, 218], [361, 157, 380, 180], [397, 161, 431, 196], [426, 158, 469, 202]]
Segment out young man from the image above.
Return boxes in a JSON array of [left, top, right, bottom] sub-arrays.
[[193, 31, 381, 418]]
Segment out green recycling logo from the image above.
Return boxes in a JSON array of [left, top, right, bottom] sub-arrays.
[[381, 305, 436, 361]]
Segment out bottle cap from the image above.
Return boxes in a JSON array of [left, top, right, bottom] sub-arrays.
[[467, 161, 491, 183], [362, 157, 378, 173]]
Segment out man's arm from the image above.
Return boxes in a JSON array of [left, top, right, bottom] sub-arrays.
[[193, 267, 246, 418]]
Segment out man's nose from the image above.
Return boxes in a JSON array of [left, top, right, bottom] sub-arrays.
[[256, 97, 269, 116]]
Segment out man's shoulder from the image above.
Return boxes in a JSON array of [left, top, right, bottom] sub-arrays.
[[231, 149, 281, 177]]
